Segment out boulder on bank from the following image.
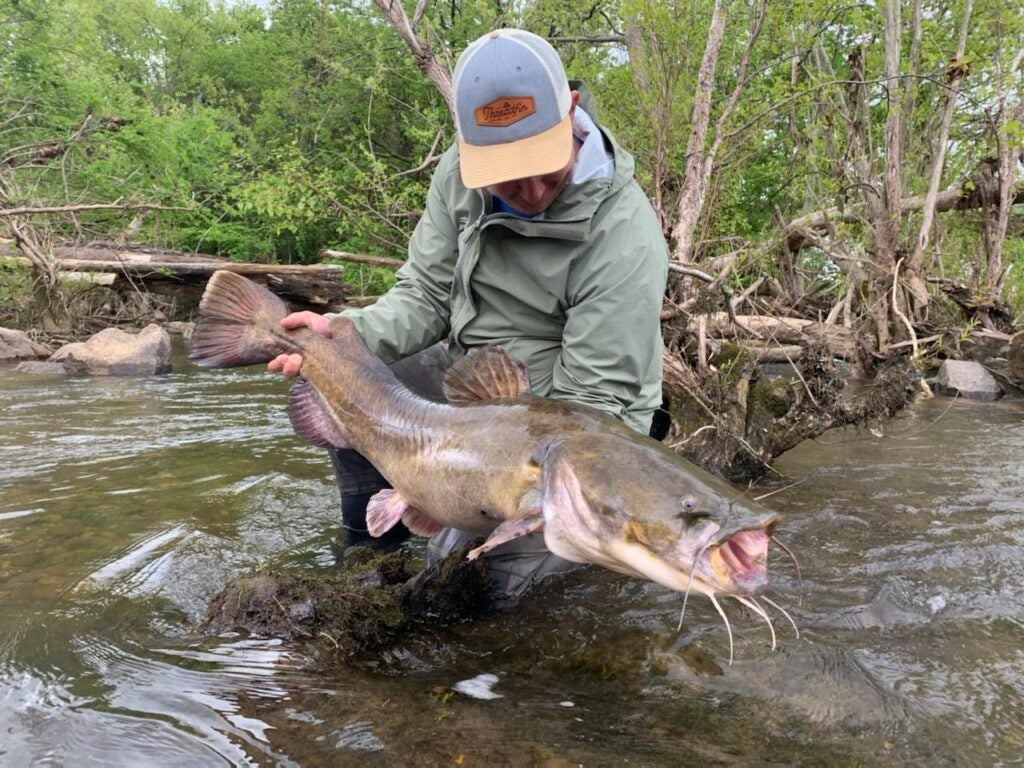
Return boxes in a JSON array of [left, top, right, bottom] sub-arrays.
[[932, 359, 1003, 401], [0, 328, 53, 362], [48, 324, 172, 375], [1009, 333, 1024, 383]]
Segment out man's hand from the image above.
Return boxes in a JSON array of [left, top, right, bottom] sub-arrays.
[[267, 311, 332, 378]]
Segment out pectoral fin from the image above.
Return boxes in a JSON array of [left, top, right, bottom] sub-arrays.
[[536, 441, 606, 564], [467, 513, 544, 560]]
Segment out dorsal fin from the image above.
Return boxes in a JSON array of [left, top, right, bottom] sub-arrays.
[[442, 346, 531, 404]]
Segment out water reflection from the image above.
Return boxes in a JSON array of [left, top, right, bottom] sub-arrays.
[[1, 348, 1022, 765]]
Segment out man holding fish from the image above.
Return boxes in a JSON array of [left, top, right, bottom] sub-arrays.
[[268, 28, 669, 600]]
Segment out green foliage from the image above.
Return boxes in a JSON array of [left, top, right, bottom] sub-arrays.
[[335, 262, 398, 298], [0, 260, 36, 327], [999, 234, 1024, 317], [1, 0, 1020, 316]]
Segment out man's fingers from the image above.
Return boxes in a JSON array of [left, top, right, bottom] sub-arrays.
[[267, 353, 303, 378], [280, 311, 331, 337]]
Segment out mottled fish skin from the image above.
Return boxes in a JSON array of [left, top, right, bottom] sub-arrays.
[[190, 271, 781, 602]]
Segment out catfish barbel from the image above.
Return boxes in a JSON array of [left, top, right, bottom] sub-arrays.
[[189, 270, 797, 659]]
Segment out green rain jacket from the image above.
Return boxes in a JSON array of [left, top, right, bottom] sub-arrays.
[[343, 91, 669, 434]]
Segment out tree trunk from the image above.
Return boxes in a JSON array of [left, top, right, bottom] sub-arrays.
[[6, 218, 67, 330], [872, 0, 903, 352], [670, 0, 728, 264], [906, 0, 973, 317], [984, 47, 1024, 296]]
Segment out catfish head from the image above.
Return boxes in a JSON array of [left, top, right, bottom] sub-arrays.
[[537, 434, 780, 602]]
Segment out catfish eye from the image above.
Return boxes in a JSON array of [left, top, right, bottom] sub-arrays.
[[679, 496, 699, 514]]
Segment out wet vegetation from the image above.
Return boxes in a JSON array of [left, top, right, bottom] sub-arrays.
[[198, 547, 491, 664]]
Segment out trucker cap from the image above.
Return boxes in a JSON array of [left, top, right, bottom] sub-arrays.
[[452, 29, 573, 189]]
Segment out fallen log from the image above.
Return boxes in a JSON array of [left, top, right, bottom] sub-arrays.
[[6, 255, 347, 277]]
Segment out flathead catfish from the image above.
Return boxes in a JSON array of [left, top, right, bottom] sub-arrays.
[[190, 271, 791, 653]]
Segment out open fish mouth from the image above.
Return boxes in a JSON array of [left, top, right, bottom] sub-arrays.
[[674, 516, 801, 665], [708, 527, 773, 594]]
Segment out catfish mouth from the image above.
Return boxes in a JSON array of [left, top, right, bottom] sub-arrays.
[[687, 516, 798, 664], [701, 514, 779, 596], [708, 527, 772, 594]]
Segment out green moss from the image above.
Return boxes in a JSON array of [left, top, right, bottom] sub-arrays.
[[748, 376, 795, 420], [0, 258, 36, 328], [709, 342, 749, 372]]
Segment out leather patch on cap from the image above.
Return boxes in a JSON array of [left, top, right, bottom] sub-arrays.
[[475, 97, 536, 127]]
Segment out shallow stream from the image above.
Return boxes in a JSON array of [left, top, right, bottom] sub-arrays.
[[1, 341, 1022, 766]]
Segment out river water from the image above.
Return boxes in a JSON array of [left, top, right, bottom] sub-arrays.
[[1, 340, 1022, 766]]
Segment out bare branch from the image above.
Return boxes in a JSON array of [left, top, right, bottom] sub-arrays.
[[668, 263, 714, 282], [0, 202, 193, 218], [548, 36, 626, 45], [320, 249, 404, 269], [372, 0, 453, 113], [907, 0, 973, 303], [391, 127, 445, 178]]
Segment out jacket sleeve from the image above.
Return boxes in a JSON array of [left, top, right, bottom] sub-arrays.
[[339, 160, 460, 364], [551, 193, 668, 432]]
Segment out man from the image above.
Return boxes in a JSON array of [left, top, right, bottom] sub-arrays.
[[270, 29, 668, 600]]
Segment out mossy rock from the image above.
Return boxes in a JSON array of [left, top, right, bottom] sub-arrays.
[[748, 376, 795, 420], [197, 547, 491, 663]]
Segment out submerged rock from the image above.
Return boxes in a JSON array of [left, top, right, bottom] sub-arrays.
[[49, 324, 171, 375], [14, 360, 69, 375], [932, 359, 1003, 401]]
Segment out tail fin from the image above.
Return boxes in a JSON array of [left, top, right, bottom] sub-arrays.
[[189, 270, 290, 368]]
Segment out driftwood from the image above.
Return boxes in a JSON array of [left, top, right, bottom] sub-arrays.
[[1, 244, 364, 312], [704, 313, 860, 360], [782, 183, 1024, 254]]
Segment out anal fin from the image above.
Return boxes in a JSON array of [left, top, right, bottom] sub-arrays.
[[288, 380, 350, 448], [402, 508, 445, 537]]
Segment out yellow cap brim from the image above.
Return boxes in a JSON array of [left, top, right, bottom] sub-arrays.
[[458, 114, 573, 189]]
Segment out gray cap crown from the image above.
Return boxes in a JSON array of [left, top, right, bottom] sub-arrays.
[[453, 30, 571, 147]]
